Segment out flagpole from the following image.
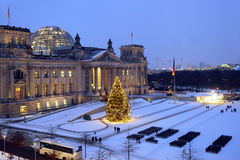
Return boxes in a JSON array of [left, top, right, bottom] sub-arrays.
[[174, 70, 176, 103], [172, 58, 176, 103], [131, 32, 133, 44], [8, 6, 10, 26]]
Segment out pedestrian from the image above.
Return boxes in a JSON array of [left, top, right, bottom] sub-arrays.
[[92, 136, 94, 143], [114, 127, 116, 132], [95, 136, 98, 142], [99, 137, 102, 143], [94, 131, 96, 135]]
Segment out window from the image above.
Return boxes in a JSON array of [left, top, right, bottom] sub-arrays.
[[61, 71, 65, 78], [52, 83, 57, 95], [63, 99, 67, 106], [53, 71, 57, 78], [46, 101, 50, 109], [14, 70, 24, 80], [122, 70, 125, 75], [35, 84, 39, 96], [20, 106, 27, 114], [21, 38, 26, 44], [55, 100, 59, 107], [37, 103, 41, 111], [44, 84, 48, 96], [35, 71, 39, 78], [127, 70, 129, 76], [16, 87, 21, 100], [69, 82, 72, 93], [61, 82, 64, 94], [15, 37, 18, 45], [44, 71, 48, 78], [69, 70, 72, 77]]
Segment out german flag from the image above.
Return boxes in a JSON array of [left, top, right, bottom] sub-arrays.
[[172, 58, 175, 76], [8, 7, 10, 19]]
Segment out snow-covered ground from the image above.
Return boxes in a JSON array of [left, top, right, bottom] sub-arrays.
[[0, 151, 26, 160], [2, 97, 240, 160]]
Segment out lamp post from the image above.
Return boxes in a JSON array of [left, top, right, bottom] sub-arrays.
[[2, 130, 7, 153], [3, 135, 6, 153], [34, 141, 37, 160]]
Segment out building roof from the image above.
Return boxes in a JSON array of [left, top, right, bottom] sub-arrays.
[[31, 26, 74, 55], [0, 25, 30, 33]]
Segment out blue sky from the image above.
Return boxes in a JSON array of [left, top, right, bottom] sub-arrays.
[[1, 0, 240, 68]]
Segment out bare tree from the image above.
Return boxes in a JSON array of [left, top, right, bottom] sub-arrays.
[[179, 142, 202, 160], [123, 138, 137, 160], [95, 144, 110, 160]]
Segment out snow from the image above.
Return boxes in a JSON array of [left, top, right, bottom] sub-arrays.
[[60, 120, 107, 132], [0, 151, 26, 160], [2, 97, 240, 160]]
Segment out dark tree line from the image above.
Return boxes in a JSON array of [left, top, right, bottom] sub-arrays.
[[148, 70, 240, 92]]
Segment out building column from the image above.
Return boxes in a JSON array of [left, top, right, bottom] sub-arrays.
[[101, 67, 105, 95], [135, 66, 138, 94], [107, 67, 111, 94], [29, 68, 35, 97], [95, 67, 99, 95], [49, 68, 53, 96], [113, 66, 116, 81], [9, 68, 14, 99], [88, 67, 92, 94], [40, 68, 44, 96]]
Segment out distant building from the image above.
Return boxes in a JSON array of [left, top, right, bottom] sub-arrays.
[[0, 25, 148, 117]]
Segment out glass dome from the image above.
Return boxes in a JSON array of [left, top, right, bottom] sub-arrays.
[[31, 26, 74, 55]]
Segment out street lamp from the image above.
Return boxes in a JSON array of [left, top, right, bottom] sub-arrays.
[[33, 137, 38, 160], [33, 141, 37, 160], [1, 129, 7, 153], [3, 135, 6, 153]]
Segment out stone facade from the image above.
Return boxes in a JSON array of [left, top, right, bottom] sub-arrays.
[[0, 25, 148, 117]]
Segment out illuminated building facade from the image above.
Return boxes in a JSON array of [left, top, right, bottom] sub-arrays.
[[0, 25, 148, 117]]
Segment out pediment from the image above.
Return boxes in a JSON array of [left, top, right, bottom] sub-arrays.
[[93, 51, 121, 62], [15, 79, 26, 84]]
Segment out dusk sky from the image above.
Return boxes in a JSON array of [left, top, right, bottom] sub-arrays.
[[1, 0, 240, 69]]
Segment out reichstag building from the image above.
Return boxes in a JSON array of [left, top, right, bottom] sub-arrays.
[[0, 25, 148, 117]]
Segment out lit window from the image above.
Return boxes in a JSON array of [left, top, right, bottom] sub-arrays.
[[53, 71, 57, 78], [35, 84, 39, 96], [20, 106, 27, 114], [35, 71, 39, 78], [122, 70, 125, 75], [63, 99, 67, 106], [52, 83, 57, 95], [127, 70, 129, 75], [37, 103, 41, 111], [61, 82, 64, 94], [44, 84, 48, 96], [69, 71, 72, 77], [55, 100, 59, 107], [46, 101, 50, 109], [15, 37, 18, 44], [61, 71, 65, 78], [44, 71, 48, 78]]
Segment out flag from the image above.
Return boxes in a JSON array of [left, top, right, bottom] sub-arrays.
[[131, 32, 133, 39], [172, 58, 175, 76], [8, 7, 10, 19]]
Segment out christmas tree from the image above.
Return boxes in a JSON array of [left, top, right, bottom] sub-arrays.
[[106, 76, 131, 122]]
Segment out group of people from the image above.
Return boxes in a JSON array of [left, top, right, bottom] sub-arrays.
[[114, 127, 121, 133], [220, 105, 237, 113], [91, 131, 102, 143], [91, 136, 102, 143]]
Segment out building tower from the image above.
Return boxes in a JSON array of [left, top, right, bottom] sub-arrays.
[[119, 44, 148, 94]]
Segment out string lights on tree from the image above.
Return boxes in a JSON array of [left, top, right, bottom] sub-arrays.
[[106, 76, 131, 122]]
